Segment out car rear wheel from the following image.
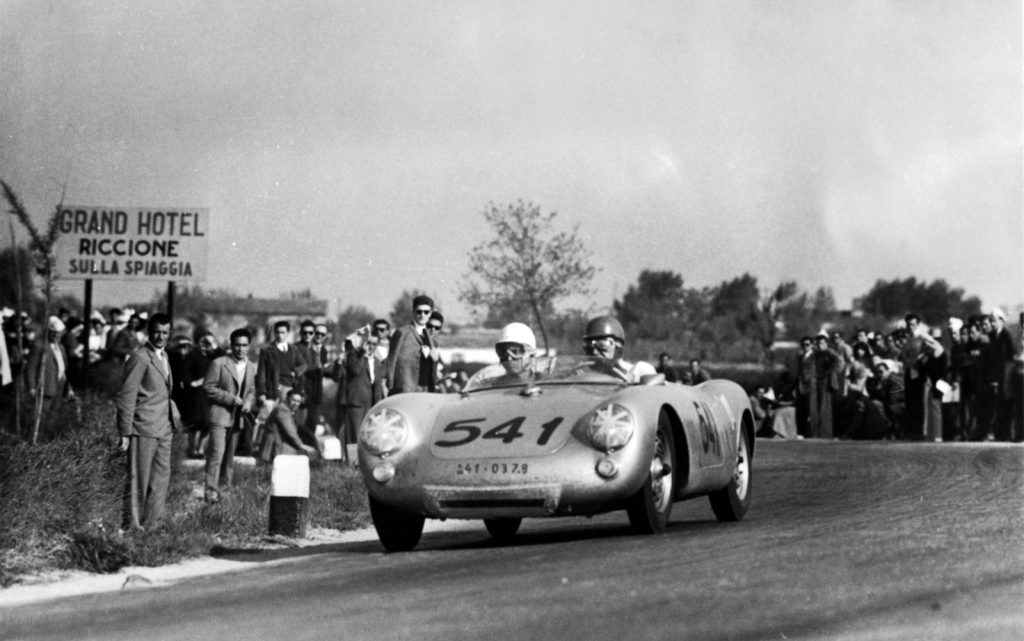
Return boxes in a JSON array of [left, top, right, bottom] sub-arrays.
[[369, 495, 425, 552], [708, 425, 752, 521], [483, 517, 522, 541], [626, 412, 675, 534]]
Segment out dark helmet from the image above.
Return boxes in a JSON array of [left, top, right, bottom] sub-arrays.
[[583, 316, 625, 343]]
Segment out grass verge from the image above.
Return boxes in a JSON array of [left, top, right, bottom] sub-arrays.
[[0, 392, 370, 587]]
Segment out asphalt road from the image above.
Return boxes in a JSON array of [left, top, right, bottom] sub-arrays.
[[3, 440, 1022, 641]]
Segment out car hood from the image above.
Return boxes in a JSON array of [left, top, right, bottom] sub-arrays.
[[428, 384, 621, 459]]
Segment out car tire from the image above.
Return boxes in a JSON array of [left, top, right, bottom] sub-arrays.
[[483, 517, 522, 541], [708, 424, 752, 521], [369, 495, 425, 552], [626, 412, 676, 534]]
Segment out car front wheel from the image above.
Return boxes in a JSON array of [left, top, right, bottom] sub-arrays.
[[626, 412, 676, 534], [369, 495, 425, 552], [483, 517, 522, 541]]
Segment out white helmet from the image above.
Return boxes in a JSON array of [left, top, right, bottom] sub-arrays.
[[498, 322, 536, 350]]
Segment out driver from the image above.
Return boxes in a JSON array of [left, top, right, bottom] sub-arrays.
[[582, 316, 657, 383], [495, 322, 538, 383]]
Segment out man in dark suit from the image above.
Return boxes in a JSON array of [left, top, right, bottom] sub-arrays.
[[655, 353, 679, 383], [202, 328, 256, 502], [686, 358, 712, 384], [297, 320, 331, 433], [256, 320, 308, 405], [26, 316, 74, 436], [386, 295, 435, 395], [116, 312, 180, 530], [342, 332, 386, 461]]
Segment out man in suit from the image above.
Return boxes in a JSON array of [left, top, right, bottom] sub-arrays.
[[297, 320, 331, 434], [655, 353, 680, 383], [202, 328, 256, 503], [424, 311, 445, 392], [794, 336, 815, 438], [899, 313, 927, 439], [370, 318, 392, 361], [26, 316, 74, 436], [686, 358, 713, 385], [386, 295, 436, 395], [342, 331, 386, 461], [258, 389, 317, 463], [256, 320, 308, 406], [116, 312, 180, 530]]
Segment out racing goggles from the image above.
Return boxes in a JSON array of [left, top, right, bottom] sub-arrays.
[[584, 336, 619, 349], [496, 343, 529, 360]]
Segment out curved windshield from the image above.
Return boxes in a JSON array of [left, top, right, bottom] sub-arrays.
[[463, 355, 632, 391]]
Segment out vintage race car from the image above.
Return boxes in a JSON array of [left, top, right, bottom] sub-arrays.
[[357, 354, 755, 551]]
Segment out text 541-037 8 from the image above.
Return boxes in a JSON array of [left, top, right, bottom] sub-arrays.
[[455, 462, 529, 475]]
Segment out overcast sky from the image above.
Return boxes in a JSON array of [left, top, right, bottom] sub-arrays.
[[1, 1, 1021, 322]]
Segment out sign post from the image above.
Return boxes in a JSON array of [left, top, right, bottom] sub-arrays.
[[81, 279, 93, 379]]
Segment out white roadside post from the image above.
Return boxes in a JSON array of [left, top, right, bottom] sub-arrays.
[[269, 454, 310, 537]]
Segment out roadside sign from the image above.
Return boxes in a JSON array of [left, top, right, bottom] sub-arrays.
[[53, 206, 208, 282]]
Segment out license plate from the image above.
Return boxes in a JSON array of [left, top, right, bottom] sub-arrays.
[[455, 462, 530, 475]]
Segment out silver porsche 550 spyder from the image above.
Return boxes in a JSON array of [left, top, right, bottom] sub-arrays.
[[357, 355, 755, 551]]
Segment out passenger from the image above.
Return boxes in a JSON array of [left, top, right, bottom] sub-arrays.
[[493, 322, 538, 384], [581, 316, 657, 383]]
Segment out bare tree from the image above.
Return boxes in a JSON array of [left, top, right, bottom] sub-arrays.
[[460, 201, 597, 354], [2, 179, 64, 443]]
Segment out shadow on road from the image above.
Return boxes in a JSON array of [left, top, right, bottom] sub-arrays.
[[208, 515, 724, 563]]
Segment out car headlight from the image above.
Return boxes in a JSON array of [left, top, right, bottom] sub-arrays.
[[359, 408, 409, 456], [576, 403, 635, 452]]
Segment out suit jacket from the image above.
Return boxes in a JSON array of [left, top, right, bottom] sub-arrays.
[[258, 403, 305, 462], [116, 344, 180, 438], [298, 341, 330, 406], [386, 324, 432, 394], [795, 349, 815, 395], [175, 349, 214, 426], [255, 343, 308, 399], [343, 350, 386, 408], [203, 355, 256, 429]]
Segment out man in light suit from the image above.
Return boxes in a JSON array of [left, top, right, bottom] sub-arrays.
[[116, 312, 180, 530], [342, 331, 386, 461], [386, 295, 436, 395], [202, 328, 256, 503]]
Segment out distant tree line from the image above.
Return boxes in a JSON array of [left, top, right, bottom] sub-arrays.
[[606, 270, 983, 363], [1, 188, 986, 364]]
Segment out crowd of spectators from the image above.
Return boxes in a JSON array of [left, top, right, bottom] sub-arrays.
[[1, 295, 467, 487], [5, 303, 1022, 448], [750, 309, 1023, 443]]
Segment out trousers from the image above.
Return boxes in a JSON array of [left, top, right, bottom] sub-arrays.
[[205, 423, 240, 500], [123, 434, 172, 530]]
